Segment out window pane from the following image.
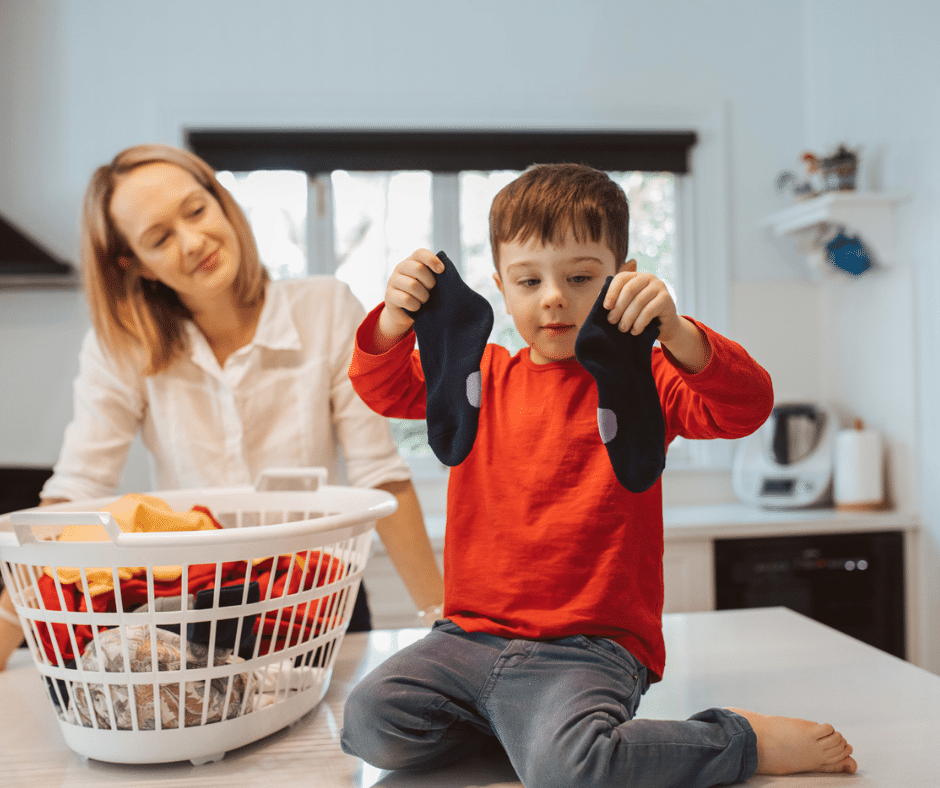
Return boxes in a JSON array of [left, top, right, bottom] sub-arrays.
[[333, 170, 433, 311], [612, 172, 678, 308], [459, 170, 525, 352], [216, 170, 308, 280], [218, 166, 679, 466], [330, 171, 435, 459]]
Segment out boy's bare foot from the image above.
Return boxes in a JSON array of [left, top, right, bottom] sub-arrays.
[[727, 708, 857, 775]]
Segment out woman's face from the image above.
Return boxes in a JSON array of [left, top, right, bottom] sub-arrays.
[[109, 162, 242, 310]]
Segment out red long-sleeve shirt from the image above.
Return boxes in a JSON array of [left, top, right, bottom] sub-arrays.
[[350, 305, 773, 680]]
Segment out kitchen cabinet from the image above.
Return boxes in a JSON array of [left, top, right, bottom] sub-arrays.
[[363, 537, 716, 627], [364, 505, 920, 662], [662, 539, 714, 614]]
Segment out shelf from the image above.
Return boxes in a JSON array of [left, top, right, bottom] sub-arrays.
[[762, 192, 899, 275], [0, 272, 81, 289]]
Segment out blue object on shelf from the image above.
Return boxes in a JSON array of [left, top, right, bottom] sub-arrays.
[[826, 231, 872, 276]]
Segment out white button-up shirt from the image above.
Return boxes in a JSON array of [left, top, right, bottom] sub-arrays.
[[43, 277, 410, 501]]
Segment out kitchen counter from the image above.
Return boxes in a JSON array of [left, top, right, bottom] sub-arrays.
[[2, 607, 938, 787], [368, 505, 921, 648], [662, 502, 918, 539], [414, 503, 918, 547]]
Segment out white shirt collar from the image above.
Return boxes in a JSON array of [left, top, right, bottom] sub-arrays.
[[249, 281, 303, 351], [184, 281, 303, 371]]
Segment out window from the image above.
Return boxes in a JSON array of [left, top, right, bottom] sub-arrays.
[[214, 170, 308, 280], [195, 130, 697, 469], [331, 170, 433, 315]]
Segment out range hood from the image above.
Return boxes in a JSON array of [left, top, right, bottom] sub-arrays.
[[0, 214, 80, 287]]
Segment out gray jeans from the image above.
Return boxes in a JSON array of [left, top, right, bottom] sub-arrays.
[[341, 620, 758, 788]]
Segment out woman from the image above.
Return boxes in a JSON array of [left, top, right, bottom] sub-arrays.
[[0, 144, 443, 670]]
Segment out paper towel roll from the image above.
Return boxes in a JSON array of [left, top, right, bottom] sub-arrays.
[[834, 421, 885, 510]]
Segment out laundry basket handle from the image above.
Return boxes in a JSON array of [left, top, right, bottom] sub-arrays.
[[254, 466, 328, 491], [8, 511, 123, 546]]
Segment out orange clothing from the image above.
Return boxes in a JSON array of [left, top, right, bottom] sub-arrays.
[[350, 304, 773, 680], [47, 494, 223, 595]]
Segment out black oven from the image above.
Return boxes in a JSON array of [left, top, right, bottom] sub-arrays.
[[714, 530, 905, 659]]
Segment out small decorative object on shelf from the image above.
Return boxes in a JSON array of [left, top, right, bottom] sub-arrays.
[[776, 145, 860, 200], [819, 145, 859, 191]]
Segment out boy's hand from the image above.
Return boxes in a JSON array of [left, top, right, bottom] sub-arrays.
[[603, 265, 710, 373], [603, 267, 680, 342], [377, 249, 446, 345]]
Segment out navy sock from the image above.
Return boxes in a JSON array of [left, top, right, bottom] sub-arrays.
[[405, 251, 494, 466], [575, 277, 666, 492]]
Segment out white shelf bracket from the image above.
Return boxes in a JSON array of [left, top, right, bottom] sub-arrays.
[[762, 193, 899, 276]]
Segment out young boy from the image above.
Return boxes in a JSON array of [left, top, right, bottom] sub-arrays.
[[341, 164, 857, 787]]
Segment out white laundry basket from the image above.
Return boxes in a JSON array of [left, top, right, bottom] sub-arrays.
[[0, 468, 394, 765]]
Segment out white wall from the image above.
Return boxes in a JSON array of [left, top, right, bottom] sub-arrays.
[[0, 1, 94, 471], [0, 0, 817, 475], [1, 0, 933, 668], [802, 0, 940, 673]]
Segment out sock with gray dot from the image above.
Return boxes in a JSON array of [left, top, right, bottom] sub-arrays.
[[575, 276, 666, 492], [405, 250, 494, 466]]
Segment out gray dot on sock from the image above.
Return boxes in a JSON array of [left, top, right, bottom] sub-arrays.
[[466, 371, 482, 408], [598, 408, 618, 444]]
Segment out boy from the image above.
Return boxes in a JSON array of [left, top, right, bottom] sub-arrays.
[[341, 164, 856, 786]]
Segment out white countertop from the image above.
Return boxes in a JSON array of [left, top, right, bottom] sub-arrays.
[[2, 607, 938, 787], [661, 502, 918, 539], [418, 503, 918, 547]]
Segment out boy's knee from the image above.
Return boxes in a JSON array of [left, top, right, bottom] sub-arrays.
[[522, 746, 579, 788], [342, 671, 451, 771], [342, 669, 491, 773], [518, 719, 623, 788], [340, 676, 401, 769]]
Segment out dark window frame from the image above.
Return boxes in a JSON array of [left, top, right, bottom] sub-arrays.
[[187, 129, 697, 175]]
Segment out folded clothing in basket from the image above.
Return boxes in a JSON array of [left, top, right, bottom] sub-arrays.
[[48, 493, 224, 596], [133, 583, 261, 660], [33, 495, 348, 665]]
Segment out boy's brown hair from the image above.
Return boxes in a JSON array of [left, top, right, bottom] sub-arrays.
[[489, 163, 629, 269]]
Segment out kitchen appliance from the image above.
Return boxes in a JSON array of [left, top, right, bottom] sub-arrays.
[[732, 402, 839, 509], [715, 530, 905, 658]]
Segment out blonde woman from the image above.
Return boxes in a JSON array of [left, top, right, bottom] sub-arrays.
[[0, 144, 443, 670]]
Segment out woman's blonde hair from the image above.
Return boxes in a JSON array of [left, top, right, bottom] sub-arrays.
[[82, 143, 268, 374]]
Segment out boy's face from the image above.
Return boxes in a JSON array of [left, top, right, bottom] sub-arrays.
[[494, 229, 633, 365]]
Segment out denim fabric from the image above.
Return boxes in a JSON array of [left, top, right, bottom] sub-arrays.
[[341, 620, 758, 788]]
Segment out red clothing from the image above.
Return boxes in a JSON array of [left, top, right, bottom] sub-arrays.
[[36, 552, 344, 664], [350, 305, 773, 680]]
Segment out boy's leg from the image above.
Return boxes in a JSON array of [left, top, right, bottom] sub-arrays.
[[340, 620, 503, 771], [482, 635, 758, 788]]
